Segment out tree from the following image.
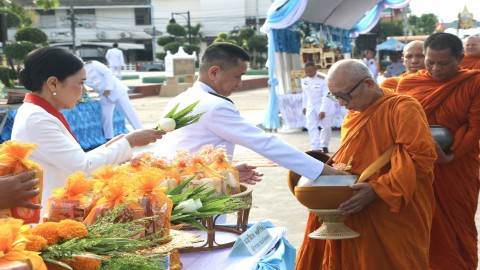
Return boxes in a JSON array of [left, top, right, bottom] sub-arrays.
[[157, 23, 202, 61], [213, 32, 237, 44], [408, 13, 437, 35], [14, 27, 48, 45]]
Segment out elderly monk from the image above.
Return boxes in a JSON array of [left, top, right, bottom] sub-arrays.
[[296, 59, 437, 270], [380, 40, 425, 90], [397, 32, 480, 270], [460, 35, 480, 69]]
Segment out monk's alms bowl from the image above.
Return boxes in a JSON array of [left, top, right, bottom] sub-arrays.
[[429, 125, 453, 151], [287, 151, 356, 210]]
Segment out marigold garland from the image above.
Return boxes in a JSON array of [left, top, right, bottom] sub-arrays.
[[23, 234, 48, 252], [29, 222, 61, 245], [57, 219, 88, 241], [58, 254, 103, 270]]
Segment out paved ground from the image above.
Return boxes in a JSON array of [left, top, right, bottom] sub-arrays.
[[127, 82, 480, 261]]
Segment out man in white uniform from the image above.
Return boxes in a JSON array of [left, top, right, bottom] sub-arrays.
[[156, 43, 344, 183], [301, 62, 336, 153], [84, 60, 143, 140], [363, 49, 378, 82], [105, 43, 125, 79]]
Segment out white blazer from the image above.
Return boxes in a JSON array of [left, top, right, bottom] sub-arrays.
[[11, 102, 133, 214], [84, 60, 129, 102], [156, 81, 325, 181]]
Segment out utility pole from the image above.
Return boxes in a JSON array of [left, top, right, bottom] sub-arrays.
[[403, 5, 409, 43], [255, 0, 260, 34], [70, 1, 76, 53]]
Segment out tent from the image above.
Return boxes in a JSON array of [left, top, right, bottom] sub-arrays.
[[260, 0, 411, 130], [376, 38, 405, 51]]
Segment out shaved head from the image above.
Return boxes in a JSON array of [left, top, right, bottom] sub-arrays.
[[402, 40, 425, 73], [464, 36, 480, 57]]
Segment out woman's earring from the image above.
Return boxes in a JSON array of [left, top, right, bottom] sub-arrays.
[[53, 92, 57, 96]]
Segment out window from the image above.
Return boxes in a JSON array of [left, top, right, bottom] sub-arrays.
[[135, 8, 151, 25], [67, 9, 95, 15]]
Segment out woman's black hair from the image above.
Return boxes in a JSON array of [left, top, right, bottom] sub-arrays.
[[18, 47, 84, 92]]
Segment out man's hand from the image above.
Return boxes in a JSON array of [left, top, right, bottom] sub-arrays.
[[235, 163, 263, 185], [104, 90, 112, 97], [434, 142, 454, 164], [318, 112, 325, 120], [0, 171, 42, 210], [338, 183, 377, 215], [320, 165, 349, 176]]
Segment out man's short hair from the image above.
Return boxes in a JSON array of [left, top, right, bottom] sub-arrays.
[[425, 33, 463, 58], [113, 42, 118, 48], [304, 61, 316, 68], [200, 43, 250, 72]]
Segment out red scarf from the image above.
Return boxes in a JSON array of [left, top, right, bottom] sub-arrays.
[[23, 93, 78, 142]]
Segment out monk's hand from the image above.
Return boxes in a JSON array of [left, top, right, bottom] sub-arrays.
[[235, 163, 264, 185], [104, 90, 112, 97], [338, 183, 377, 215], [434, 142, 454, 164], [318, 112, 325, 120], [320, 164, 349, 176]]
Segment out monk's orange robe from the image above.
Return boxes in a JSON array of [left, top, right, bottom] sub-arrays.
[[397, 69, 480, 270], [296, 91, 437, 270], [460, 55, 480, 69], [379, 72, 408, 91]]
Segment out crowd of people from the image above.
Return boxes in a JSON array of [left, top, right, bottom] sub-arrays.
[[2, 31, 480, 270]]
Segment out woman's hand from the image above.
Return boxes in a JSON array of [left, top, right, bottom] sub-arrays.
[[320, 164, 350, 176], [235, 163, 263, 185], [0, 171, 42, 210], [124, 129, 165, 148]]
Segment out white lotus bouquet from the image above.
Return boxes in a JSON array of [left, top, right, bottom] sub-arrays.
[[156, 100, 205, 132]]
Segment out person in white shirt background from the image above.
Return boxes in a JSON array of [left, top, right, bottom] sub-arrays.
[[105, 43, 125, 79], [84, 60, 143, 141], [301, 61, 336, 153], [384, 52, 406, 78], [363, 49, 378, 82]]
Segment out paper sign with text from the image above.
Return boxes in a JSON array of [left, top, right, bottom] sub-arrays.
[[229, 222, 273, 257]]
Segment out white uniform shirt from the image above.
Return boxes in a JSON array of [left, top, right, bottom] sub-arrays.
[[385, 61, 406, 78], [11, 102, 133, 214], [364, 58, 378, 81], [301, 72, 336, 116], [156, 81, 325, 181], [105, 47, 125, 68], [84, 60, 128, 102]]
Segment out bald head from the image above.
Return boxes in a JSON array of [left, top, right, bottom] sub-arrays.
[[402, 40, 425, 73], [464, 36, 480, 57], [327, 59, 372, 84]]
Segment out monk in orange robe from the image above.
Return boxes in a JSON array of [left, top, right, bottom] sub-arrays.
[[460, 35, 480, 69], [380, 40, 425, 91], [397, 32, 480, 270], [296, 59, 437, 269]]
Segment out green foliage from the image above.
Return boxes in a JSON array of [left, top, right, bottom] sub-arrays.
[[5, 10, 21, 28], [167, 23, 187, 37], [182, 44, 200, 56], [8, 2, 37, 27], [156, 52, 167, 61], [35, 0, 60, 10], [14, 27, 48, 44], [0, 66, 16, 88], [163, 42, 182, 54], [157, 36, 175, 46], [238, 28, 255, 42], [4, 41, 37, 61], [408, 13, 437, 35], [370, 21, 404, 42], [247, 35, 268, 53], [213, 32, 237, 44], [100, 254, 167, 270]]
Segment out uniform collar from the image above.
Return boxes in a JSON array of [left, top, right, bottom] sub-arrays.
[[196, 81, 234, 104]]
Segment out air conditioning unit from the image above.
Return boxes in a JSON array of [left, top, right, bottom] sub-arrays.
[[96, 32, 106, 39], [119, 32, 131, 39]]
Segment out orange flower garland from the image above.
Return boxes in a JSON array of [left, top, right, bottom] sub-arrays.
[[29, 222, 61, 245], [23, 234, 48, 252], [57, 219, 88, 241]]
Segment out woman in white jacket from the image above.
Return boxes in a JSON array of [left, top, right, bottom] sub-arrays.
[[12, 47, 164, 217]]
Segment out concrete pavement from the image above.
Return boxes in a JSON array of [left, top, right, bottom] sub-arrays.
[[127, 85, 480, 260]]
